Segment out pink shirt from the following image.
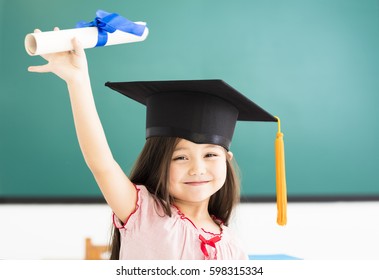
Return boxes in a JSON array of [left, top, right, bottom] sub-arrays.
[[113, 185, 248, 260]]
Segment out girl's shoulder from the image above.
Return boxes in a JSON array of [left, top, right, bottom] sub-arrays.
[[113, 184, 167, 229]]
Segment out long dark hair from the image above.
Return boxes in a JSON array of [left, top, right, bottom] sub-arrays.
[[109, 136, 240, 259]]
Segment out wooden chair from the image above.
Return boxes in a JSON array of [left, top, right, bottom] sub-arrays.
[[84, 238, 110, 260]]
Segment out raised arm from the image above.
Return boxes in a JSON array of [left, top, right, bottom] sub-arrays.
[[28, 29, 136, 222]]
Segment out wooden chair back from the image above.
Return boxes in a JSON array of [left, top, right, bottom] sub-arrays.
[[85, 238, 110, 260]]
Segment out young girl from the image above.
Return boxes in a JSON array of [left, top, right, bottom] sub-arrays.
[[28, 29, 279, 260]]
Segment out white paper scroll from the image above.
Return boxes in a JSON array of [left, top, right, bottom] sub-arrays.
[[24, 22, 149, 56]]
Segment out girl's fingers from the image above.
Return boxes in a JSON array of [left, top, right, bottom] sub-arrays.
[[28, 64, 50, 73], [28, 27, 83, 74], [72, 37, 85, 56]]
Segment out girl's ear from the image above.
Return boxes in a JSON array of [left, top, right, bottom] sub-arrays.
[[227, 151, 234, 161]]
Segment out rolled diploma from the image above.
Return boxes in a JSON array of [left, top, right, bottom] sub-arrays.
[[25, 22, 149, 56]]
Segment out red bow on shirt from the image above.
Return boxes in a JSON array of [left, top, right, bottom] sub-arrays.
[[199, 234, 221, 259]]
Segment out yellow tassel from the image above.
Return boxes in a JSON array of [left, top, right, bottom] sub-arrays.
[[275, 116, 287, 226]]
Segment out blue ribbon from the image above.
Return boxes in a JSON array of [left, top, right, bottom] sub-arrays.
[[76, 10, 146, 47]]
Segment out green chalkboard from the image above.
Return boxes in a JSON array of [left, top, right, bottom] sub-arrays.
[[1, 0, 379, 200]]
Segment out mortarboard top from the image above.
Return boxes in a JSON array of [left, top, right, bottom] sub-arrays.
[[104, 79, 287, 226], [104, 79, 277, 150]]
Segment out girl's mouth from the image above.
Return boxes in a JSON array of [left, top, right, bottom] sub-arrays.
[[184, 181, 210, 186]]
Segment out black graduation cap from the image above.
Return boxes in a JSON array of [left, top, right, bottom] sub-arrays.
[[104, 79, 277, 150], [104, 79, 287, 226]]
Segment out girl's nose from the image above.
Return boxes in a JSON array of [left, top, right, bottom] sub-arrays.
[[188, 159, 206, 176]]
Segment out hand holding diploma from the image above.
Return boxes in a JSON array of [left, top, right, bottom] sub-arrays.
[[25, 10, 149, 56], [28, 28, 89, 84]]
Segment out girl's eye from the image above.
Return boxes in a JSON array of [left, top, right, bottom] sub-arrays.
[[205, 153, 218, 158], [173, 156, 187, 161]]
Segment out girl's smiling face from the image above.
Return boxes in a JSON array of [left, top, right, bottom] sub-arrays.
[[168, 138, 233, 205]]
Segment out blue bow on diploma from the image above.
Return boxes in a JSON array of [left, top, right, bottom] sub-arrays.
[[76, 10, 146, 47]]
